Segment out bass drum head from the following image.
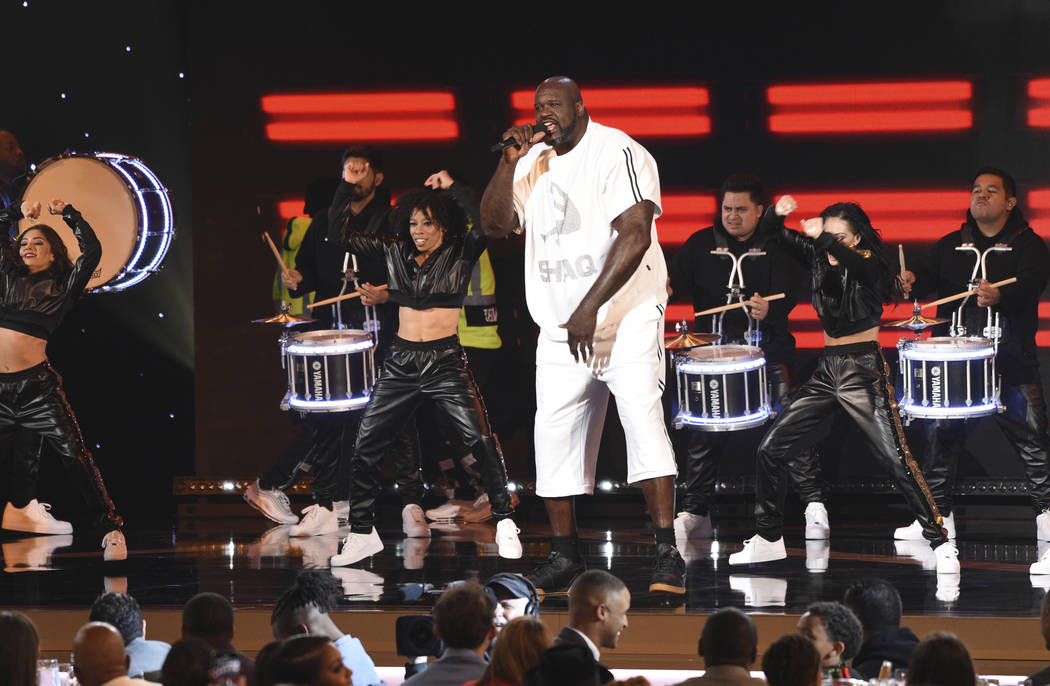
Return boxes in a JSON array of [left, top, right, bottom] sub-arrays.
[[18, 157, 137, 290]]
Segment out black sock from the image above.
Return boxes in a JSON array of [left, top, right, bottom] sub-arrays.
[[552, 535, 579, 560], [654, 527, 675, 546]]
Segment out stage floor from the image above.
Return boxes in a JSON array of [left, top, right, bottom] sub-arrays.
[[5, 497, 1050, 674], [1, 499, 1047, 614]]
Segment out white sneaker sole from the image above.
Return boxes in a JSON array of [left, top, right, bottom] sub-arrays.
[[331, 537, 384, 566]]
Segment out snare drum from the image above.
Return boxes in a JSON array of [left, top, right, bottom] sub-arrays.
[[674, 344, 770, 431], [18, 152, 174, 292], [285, 330, 375, 413], [898, 336, 1000, 419]]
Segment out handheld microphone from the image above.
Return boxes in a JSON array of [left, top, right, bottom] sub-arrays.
[[490, 123, 545, 152]]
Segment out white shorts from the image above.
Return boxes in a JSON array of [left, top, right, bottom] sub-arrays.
[[534, 299, 677, 497]]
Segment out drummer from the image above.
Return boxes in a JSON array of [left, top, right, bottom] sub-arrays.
[[897, 167, 1050, 555], [728, 195, 958, 575], [667, 174, 827, 541]]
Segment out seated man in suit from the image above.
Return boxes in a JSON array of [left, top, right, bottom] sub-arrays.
[[554, 570, 630, 684], [405, 582, 497, 686]]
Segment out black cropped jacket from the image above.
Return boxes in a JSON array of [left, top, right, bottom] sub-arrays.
[[339, 183, 485, 311], [0, 203, 101, 340], [760, 207, 885, 339]]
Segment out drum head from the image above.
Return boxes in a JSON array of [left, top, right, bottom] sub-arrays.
[[685, 344, 764, 364], [289, 329, 371, 347], [19, 157, 137, 290], [905, 336, 992, 352]]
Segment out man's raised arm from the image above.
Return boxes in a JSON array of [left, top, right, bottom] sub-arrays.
[[481, 124, 544, 238]]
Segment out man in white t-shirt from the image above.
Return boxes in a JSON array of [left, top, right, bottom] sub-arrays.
[[481, 76, 684, 596]]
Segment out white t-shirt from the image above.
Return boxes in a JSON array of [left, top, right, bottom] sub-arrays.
[[512, 121, 668, 340]]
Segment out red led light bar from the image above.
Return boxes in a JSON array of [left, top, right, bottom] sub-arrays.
[[261, 91, 459, 142], [1029, 79, 1050, 128], [511, 86, 711, 138], [658, 194, 717, 246], [774, 190, 968, 242], [767, 80, 972, 134], [278, 200, 302, 219]]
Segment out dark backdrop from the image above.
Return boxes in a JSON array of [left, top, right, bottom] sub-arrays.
[[7, 3, 1050, 521]]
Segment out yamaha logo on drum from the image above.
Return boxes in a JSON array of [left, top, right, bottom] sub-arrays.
[[930, 365, 943, 406], [708, 378, 722, 418], [311, 361, 324, 399]]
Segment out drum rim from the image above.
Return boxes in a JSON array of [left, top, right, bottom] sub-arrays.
[[290, 328, 371, 343], [904, 336, 994, 351], [683, 343, 764, 363]]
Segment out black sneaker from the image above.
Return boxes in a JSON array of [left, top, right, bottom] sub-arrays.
[[649, 543, 686, 594], [525, 552, 586, 594]]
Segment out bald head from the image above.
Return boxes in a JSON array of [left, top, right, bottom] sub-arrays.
[[72, 622, 129, 686], [537, 76, 582, 103]]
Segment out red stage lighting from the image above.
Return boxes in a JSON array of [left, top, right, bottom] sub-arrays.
[[1028, 79, 1050, 128], [767, 80, 973, 134], [510, 86, 711, 138], [261, 91, 459, 142]]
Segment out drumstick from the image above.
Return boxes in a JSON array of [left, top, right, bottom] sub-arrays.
[[694, 293, 786, 317], [919, 277, 1018, 310], [261, 232, 291, 276], [898, 244, 906, 276], [307, 284, 389, 309]]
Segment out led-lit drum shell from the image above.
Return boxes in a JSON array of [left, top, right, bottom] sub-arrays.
[[18, 153, 174, 292], [675, 344, 770, 432], [285, 330, 375, 413], [899, 336, 999, 420]]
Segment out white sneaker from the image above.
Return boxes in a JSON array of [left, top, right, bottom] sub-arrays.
[[102, 530, 127, 561], [805, 540, 830, 573], [936, 572, 961, 602], [934, 541, 960, 575], [894, 540, 937, 570], [292, 534, 341, 568], [674, 512, 713, 540], [330, 567, 385, 602], [894, 513, 956, 540], [495, 519, 523, 559], [463, 494, 494, 523], [2, 534, 73, 572], [424, 498, 475, 521], [243, 479, 298, 525], [402, 504, 431, 538], [334, 500, 350, 524], [1031, 547, 1050, 575], [1037, 511, 1050, 541], [803, 502, 830, 540], [2, 500, 73, 535], [331, 527, 384, 566], [729, 575, 788, 607], [728, 535, 786, 565], [290, 504, 339, 537]]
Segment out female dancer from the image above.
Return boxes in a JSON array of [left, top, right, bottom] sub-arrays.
[[330, 171, 521, 566], [0, 199, 125, 560], [728, 195, 957, 574]]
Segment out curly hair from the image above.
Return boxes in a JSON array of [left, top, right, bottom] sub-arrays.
[[819, 202, 902, 303], [804, 601, 863, 662], [390, 188, 468, 248], [271, 569, 342, 625], [89, 592, 143, 644], [9, 224, 74, 281]]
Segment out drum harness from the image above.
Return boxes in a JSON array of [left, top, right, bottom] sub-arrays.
[[707, 229, 771, 347]]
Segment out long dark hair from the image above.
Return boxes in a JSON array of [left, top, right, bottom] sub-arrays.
[[819, 202, 901, 303], [391, 188, 467, 249], [268, 635, 336, 684], [0, 611, 40, 686], [905, 632, 977, 686], [10, 224, 75, 280]]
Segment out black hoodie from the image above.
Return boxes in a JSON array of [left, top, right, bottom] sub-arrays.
[[851, 626, 920, 680], [911, 209, 1050, 385]]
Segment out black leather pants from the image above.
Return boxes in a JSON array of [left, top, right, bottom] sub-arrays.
[[349, 336, 512, 533], [755, 342, 946, 545], [1, 362, 122, 529], [679, 362, 825, 515], [921, 380, 1050, 515]]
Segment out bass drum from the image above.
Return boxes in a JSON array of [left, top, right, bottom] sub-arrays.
[[18, 152, 174, 292]]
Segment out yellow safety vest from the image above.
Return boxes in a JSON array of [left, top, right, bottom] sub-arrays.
[[272, 216, 314, 315], [458, 249, 501, 349]]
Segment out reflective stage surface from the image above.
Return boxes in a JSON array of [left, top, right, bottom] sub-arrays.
[[1, 496, 1047, 616]]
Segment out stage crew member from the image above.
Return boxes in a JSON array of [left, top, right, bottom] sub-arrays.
[[667, 174, 827, 541], [0, 199, 126, 560], [728, 196, 958, 575], [897, 168, 1050, 550], [481, 76, 685, 594], [330, 171, 522, 566]]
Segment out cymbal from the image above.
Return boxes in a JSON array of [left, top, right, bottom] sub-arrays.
[[251, 312, 317, 326], [886, 313, 949, 330], [664, 331, 720, 349]]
